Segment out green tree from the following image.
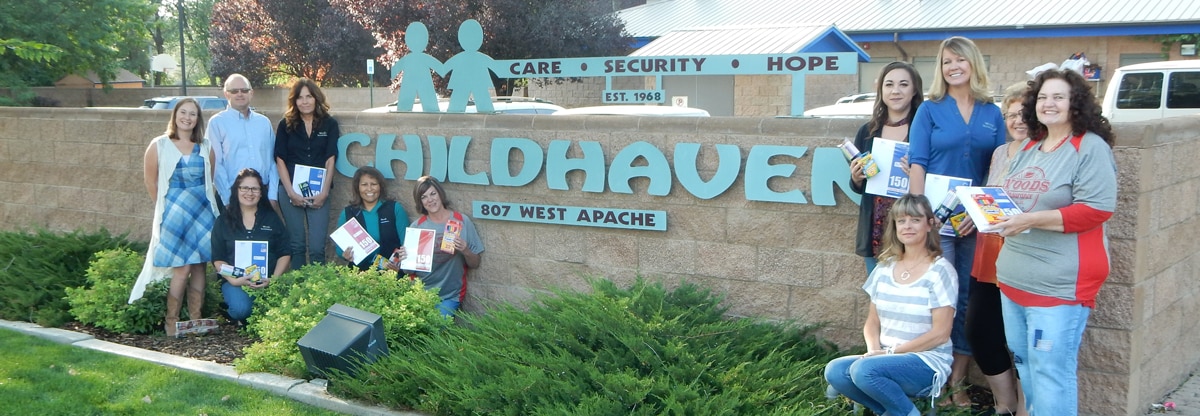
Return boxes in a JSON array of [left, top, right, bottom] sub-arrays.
[[209, 0, 381, 86], [0, 0, 155, 87], [1151, 34, 1200, 58]]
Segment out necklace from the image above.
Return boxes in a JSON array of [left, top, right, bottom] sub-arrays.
[[884, 116, 911, 127], [897, 257, 927, 281]]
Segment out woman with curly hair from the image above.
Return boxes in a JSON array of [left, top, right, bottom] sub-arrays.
[[993, 68, 1118, 415], [274, 78, 339, 270]]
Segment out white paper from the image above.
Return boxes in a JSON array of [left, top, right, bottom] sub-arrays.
[[924, 174, 972, 237], [292, 164, 327, 197], [399, 228, 436, 273], [234, 240, 269, 277], [865, 138, 910, 197], [329, 217, 380, 264]]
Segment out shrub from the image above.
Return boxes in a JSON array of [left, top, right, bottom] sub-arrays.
[[331, 277, 847, 415], [0, 229, 145, 326], [64, 249, 222, 334], [233, 263, 444, 377], [66, 249, 163, 334]]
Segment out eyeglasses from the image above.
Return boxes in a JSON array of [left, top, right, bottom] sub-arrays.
[[238, 186, 261, 193], [226, 88, 252, 94], [1004, 112, 1021, 120]]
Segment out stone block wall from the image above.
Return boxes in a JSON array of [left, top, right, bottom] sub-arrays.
[[0, 106, 1196, 416]]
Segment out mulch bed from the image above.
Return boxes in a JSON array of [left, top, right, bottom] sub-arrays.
[[62, 321, 257, 365]]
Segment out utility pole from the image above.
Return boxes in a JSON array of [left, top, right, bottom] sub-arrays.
[[178, 2, 187, 95]]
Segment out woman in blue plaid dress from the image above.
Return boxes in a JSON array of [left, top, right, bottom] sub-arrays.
[[131, 98, 220, 337]]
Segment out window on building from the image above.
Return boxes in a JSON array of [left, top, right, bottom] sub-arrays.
[[859, 59, 895, 93], [1119, 53, 1162, 68]]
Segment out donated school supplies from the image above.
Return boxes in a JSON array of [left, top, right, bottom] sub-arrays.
[[839, 138, 880, 179], [440, 219, 462, 254], [292, 165, 327, 197], [924, 174, 972, 237], [865, 138, 909, 197], [329, 217, 380, 264], [233, 241, 268, 282], [400, 228, 435, 272], [955, 186, 1024, 233]]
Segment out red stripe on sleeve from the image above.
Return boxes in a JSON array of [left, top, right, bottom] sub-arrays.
[[1059, 204, 1112, 233], [1073, 226, 1110, 307]]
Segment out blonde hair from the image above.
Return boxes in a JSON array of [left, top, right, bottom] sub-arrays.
[[876, 194, 942, 264], [929, 36, 992, 103]]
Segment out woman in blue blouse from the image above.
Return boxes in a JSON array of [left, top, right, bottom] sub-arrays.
[[907, 36, 1005, 407]]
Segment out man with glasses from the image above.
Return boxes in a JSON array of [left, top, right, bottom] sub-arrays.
[[208, 74, 279, 214]]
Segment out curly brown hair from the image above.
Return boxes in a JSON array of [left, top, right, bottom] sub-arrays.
[[1020, 69, 1115, 147]]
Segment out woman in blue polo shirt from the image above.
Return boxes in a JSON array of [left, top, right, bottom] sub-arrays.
[[907, 36, 1005, 407]]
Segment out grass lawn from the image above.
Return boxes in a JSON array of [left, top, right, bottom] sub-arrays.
[[0, 329, 341, 416]]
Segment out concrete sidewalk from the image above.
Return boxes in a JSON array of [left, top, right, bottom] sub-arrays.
[[1151, 374, 1200, 415], [0, 319, 423, 416]]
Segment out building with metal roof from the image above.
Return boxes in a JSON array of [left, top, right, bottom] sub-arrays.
[[597, 0, 1200, 116]]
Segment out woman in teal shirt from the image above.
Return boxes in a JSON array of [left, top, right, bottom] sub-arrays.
[[336, 166, 409, 270]]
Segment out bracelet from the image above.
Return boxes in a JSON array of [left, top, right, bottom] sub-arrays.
[[884, 346, 895, 355]]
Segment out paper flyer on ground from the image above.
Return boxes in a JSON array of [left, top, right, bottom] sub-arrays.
[[955, 186, 1024, 233], [234, 240, 269, 279], [292, 164, 327, 197], [400, 228, 436, 272], [865, 138, 910, 197], [329, 217, 380, 264], [925, 174, 972, 237]]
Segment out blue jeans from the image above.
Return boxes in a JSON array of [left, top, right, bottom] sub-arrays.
[[940, 233, 976, 355], [437, 299, 460, 317], [1001, 293, 1090, 416], [824, 354, 936, 416], [220, 281, 254, 320], [279, 201, 330, 271]]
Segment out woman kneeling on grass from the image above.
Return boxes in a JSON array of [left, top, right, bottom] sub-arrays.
[[824, 193, 958, 416]]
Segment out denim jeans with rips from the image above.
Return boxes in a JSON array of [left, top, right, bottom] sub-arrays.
[[1001, 293, 1090, 416]]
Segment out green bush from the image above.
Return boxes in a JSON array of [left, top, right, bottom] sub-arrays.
[[66, 249, 164, 334], [233, 263, 444, 377], [0, 229, 145, 326], [64, 249, 222, 334], [331, 277, 847, 415]]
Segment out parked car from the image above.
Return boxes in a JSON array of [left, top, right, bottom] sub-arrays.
[[363, 96, 564, 114], [552, 105, 710, 117], [141, 96, 228, 110], [1102, 60, 1200, 122]]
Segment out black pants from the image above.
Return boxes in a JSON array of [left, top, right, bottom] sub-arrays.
[[964, 279, 1015, 376]]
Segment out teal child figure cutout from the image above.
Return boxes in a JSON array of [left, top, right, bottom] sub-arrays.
[[443, 19, 495, 113], [392, 22, 445, 112]]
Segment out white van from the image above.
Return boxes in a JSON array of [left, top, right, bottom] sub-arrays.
[[1102, 60, 1200, 122]]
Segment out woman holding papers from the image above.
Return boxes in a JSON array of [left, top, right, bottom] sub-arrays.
[[211, 168, 291, 326], [965, 83, 1030, 416], [391, 176, 484, 317], [275, 78, 340, 271], [907, 36, 1005, 406], [849, 61, 924, 275], [336, 166, 410, 271], [993, 69, 1118, 416], [133, 98, 221, 337], [824, 194, 957, 416]]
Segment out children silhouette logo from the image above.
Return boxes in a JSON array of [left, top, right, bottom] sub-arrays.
[[443, 20, 495, 113], [391, 19, 495, 113], [392, 22, 445, 112]]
